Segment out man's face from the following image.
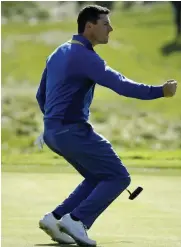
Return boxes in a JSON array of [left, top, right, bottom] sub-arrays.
[[88, 14, 113, 45]]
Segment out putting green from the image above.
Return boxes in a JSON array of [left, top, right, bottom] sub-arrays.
[[2, 172, 181, 247]]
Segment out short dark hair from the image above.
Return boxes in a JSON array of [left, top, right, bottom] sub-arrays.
[[77, 5, 110, 34]]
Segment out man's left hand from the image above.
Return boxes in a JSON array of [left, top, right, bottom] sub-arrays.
[[34, 133, 44, 150]]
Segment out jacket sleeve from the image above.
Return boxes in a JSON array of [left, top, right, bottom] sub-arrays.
[[36, 67, 47, 114], [84, 53, 164, 100]]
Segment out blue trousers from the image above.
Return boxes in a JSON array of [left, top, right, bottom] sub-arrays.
[[44, 120, 131, 229]]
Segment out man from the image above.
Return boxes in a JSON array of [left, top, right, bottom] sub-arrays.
[[36, 5, 177, 247]]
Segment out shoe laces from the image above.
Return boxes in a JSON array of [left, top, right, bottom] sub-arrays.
[[80, 221, 88, 236]]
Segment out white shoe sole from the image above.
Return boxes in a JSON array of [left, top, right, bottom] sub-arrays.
[[39, 220, 74, 244], [58, 222, 96, 246]]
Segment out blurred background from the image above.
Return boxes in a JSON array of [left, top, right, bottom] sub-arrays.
[[1, 1, 181, 169]]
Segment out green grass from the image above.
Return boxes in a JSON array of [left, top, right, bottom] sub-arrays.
[[2, 172, 181, 247], [2, 149, 181, 173]]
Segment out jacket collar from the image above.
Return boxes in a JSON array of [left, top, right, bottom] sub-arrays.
[[72, 34, 94, 51]]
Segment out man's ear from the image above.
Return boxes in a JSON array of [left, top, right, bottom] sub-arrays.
[[85, 21, 93, 30]]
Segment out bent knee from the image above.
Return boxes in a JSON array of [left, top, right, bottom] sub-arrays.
[[124, 176, 131, 188], [116, 175, 131, 190]]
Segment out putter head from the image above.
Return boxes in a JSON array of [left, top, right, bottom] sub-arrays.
[[129, 186, 143, 200]]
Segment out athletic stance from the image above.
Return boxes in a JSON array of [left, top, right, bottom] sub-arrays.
[[36, 5, 177, 246]]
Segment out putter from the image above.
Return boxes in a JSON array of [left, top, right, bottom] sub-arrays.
[[126, 186, 143, 200]]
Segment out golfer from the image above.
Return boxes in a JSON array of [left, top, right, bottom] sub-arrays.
[[36, 5, 177, 246]]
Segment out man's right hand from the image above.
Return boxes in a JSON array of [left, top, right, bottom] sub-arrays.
[[163, 79, 177, 97]]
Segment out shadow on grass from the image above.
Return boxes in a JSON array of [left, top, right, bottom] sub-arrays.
[[34, 244, 77, 246], [161, 40, 181, 55], [35, 239, 133, 246], [99, 240, 133, 245]]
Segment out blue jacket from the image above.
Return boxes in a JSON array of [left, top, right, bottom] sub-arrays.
[[36, 34, 163, 124]]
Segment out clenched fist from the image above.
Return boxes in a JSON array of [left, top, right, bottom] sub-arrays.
[[163, 79, 177, 97]]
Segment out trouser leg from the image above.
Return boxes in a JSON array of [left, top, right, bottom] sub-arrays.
[[72, 176, 131, 228], [52, 178, 98, 218], [44, 122, 130, 228]]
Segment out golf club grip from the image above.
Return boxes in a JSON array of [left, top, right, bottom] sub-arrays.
[[129, 186, 143, 200]]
